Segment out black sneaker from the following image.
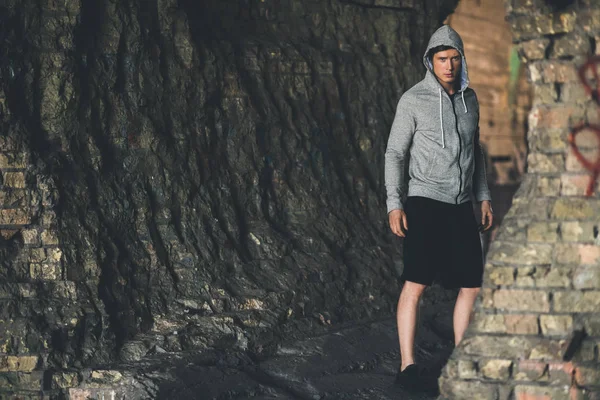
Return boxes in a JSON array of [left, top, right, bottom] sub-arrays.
[[395, 364, 440, 395], [395, 364, 419, 390]]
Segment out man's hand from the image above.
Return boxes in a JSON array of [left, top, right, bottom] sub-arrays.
[[480, 200, 493, 232], [389, 209, 408, 237]]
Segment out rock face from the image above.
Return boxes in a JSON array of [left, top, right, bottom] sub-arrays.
[[0, 0, 458, 396], [440, 1, 600, 399]]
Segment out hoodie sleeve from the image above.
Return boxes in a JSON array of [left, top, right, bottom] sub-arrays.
[[385, 96, 415, 213], [473, 125, 492, 203]]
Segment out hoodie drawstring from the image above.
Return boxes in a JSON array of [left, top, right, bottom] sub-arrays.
[[439, 88, 445, 149], [461, 91, 467, 113]]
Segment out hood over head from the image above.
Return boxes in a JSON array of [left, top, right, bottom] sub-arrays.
[[423, 25, 469, 93]]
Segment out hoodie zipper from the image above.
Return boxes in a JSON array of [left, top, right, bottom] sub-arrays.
[[450, 95, 463, 204]]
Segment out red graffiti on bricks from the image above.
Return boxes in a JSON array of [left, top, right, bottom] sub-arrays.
[[569, 56, 600, 196]]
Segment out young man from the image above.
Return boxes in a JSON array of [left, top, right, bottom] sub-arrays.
[[384, 25, 493, 388]]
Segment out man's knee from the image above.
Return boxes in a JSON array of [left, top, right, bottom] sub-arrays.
[[401, 281, 427, 299]]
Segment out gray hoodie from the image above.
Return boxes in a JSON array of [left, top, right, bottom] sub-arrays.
[[384, 25, 491, 213]]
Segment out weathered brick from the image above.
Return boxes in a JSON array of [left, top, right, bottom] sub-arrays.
[[560, 174, 596, 196], [561, 82, 590, 103], [508, 0, 535, 14], [581, 245, 600, 265], [529, 339, 565, 360], [528, 222, 559, 243], [560, 221, 600, 242], [26, 248, 46, 263], [0, 189, 27, 209], [439, 378, 498, 400], [553, 33, 592, 58], [570, 340, 596, 362], [443, 359, 459, 379], [493, 290, 549, 312], [522, 266, 571, 288], [572, 126, 600, 149], [0, 371, 44, 391], [51, 281, 76, 300], [69, 388, 93, 400], [511, 12, 576, 40], [0, 209, 31, 225], [457, 360, 478, 379], [554, 243, 581, 264], [575, 366, 600, 387], [0, 356, 38, 372], [533, 83, 558, 104], [480, 288, 494, 309], [514, 360, 548, 381], [588, 104, 600, 127], [29, 263, 60, 280], [481, 359, 512, 380], [487, 266, 515, 286], [554, 290, 600, 312], [573, 266, 600, 289], [515, 266, 536, 287], [528, 128, 567, 152], [2, 172, 26, 188], [529, 105, 584, 130], [495, 217, 530, 242], [459, 336, 537, 358], [542, 61, 580, 82], [519, 38, 551, 61], [551, 198, 600, 219], [41, 229, 59, 245], [42, 211, 56, 226], [0, 153, 26, 169], [535, 176, 561, 196], [583, 315, 600, 336], [488, 242, 553, 265], [0, 229, 18, 239], [51, 372, 80, 389], [547, 361, 576, 386], [505, 314, 540, 334], [47, 248, 62, 262], [527, 153, 564, 173], [473, 314, 506, 333], [566, 148, 598, 172], [540, 315, 573, 335], [580, 9, 600, 33], [90, 369, 123, 383], [21, 229, 39, 245]]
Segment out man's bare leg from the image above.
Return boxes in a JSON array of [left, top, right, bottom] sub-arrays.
[[397, 281, 427, 371], [453, 287, 481, 346]]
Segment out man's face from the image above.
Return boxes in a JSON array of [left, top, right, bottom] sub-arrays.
[[432, 49, 461, 87]]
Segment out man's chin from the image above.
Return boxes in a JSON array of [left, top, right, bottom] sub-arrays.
[[435, 75, 456, 83]]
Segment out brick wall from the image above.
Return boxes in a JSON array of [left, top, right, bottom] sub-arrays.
[[440, 1, 600, 399], [0, 1, 84, 398], [448, 0, 531, 185]]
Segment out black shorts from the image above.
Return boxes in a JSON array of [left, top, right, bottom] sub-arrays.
[[402, 196, 483, 289]]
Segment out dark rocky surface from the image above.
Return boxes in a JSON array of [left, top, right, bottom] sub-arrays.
[[107, 286, 457, 400], [0, 0, 459, 395]]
